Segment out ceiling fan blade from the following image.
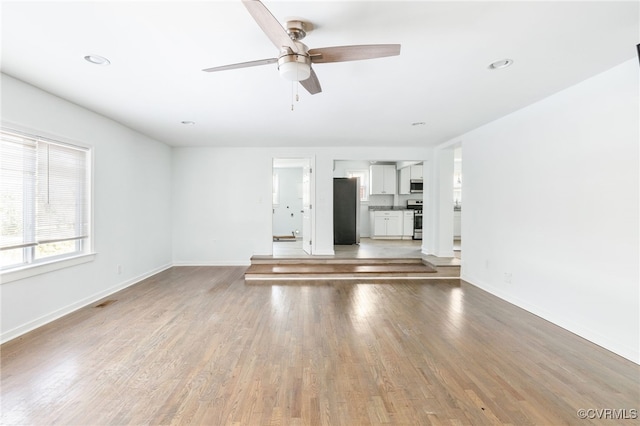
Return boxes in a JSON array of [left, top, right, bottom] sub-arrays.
[[202, 57, 278, 73], [241, 0, 299, 53], [300, 68, 322, 95], [309, 44, 401, 64]]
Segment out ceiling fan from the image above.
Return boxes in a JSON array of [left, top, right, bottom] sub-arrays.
[[203, 0, 401, 95]]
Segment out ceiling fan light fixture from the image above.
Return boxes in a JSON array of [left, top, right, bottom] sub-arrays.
[[278, 54, 311, 81]]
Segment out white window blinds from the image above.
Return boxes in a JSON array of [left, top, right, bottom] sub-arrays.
[[1, 132, 36, 250], [1, 129, 89, 255]]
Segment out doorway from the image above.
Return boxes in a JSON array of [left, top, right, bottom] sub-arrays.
[[272, 158, 313, 256], [453, 147, 462, 259]]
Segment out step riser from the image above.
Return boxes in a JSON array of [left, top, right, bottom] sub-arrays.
[[245, 273, 443, 279], [250, 257, 427, 266], [245, 277, 461, 285]]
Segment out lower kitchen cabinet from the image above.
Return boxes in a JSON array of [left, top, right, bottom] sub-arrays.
[[370, 210, 403, 238]]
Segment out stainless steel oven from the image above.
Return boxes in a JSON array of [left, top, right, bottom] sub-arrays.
[[407, 199, 423, 240]]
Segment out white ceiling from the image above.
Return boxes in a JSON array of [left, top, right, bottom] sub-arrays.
[[2, 1, 638, 148]]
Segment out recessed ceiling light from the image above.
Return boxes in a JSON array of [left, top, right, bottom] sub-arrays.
[[181, 121, 196, 125], [488, 59, 513, 70], [84, 55, 110, 66]]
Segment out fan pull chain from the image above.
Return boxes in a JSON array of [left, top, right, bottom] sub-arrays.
[[291, 81, 301, 111]]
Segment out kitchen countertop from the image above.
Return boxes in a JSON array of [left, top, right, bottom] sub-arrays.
[[368, 206, 412, 211]]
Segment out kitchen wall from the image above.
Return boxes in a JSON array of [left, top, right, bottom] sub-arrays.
[[0, 73, 173, 342], [451, 59, 639, 363]]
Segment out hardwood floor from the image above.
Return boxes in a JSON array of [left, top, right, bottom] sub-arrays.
[[273, 238, 426, 259], [2, 266, 638, 425], [273, 238, 462, 263]]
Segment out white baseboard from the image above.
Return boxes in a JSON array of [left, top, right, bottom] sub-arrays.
[[461, 272, 640, 365], [172, 260, 251, 267], [1, 263, 172, 344]]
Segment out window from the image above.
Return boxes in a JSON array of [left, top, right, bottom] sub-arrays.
[[1, 128, 91, 273], [346, 170, 369, 202]]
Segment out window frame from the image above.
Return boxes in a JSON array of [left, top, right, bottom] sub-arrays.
[[0, 124, 95, 284]]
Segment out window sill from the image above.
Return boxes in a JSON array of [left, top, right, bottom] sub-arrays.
[[1, 252, 96, 284]]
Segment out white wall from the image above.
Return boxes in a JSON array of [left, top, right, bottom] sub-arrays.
[[0, 74, 173, 342], [425, 147, 455, 257], [454, 59, 639, 363], [172, 147, 430, 262], [171, 147, 273, 264]]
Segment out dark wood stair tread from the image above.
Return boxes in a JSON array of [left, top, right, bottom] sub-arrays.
[[245, 262, 436, 275]]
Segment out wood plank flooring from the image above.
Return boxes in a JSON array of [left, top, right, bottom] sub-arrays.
[[2, 266, 638, 425], [272, 238, 428, 259]]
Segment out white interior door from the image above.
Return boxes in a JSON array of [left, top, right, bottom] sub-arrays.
[[302, 160, 312, 254]]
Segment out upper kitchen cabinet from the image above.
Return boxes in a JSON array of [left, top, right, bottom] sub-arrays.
[[399, 167, 410, 194], [410, 164, 423, 180], [369, 164, 397, 195]]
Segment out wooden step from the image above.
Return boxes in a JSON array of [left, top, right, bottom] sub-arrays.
[[245, 257, 460, 282]]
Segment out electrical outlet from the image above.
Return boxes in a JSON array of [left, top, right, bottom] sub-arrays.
[[504, 272, 512, 284], [117, 265, 123, 275]]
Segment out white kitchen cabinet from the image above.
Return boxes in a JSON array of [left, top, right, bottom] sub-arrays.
[[398, 167, 410, 195], [373, 214, 388, 236], [402, 210, 414, 240], [410, 164, 423, 180], [370, 210, 403, 238], [369, 165, 397, 195]]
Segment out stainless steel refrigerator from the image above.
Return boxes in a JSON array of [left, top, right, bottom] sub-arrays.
[[333, 177, 360, 245]]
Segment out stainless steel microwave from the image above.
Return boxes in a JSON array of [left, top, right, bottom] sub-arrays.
[[410, 179, 423, 193]]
